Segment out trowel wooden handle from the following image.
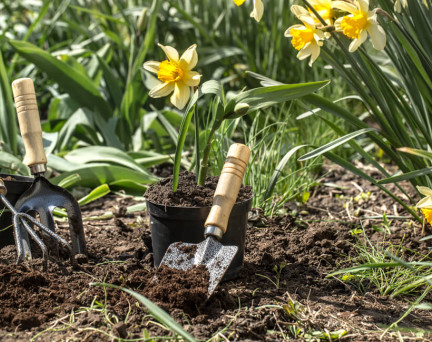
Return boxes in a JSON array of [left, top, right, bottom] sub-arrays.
[[205, 143, 250, 234], [12, 78, 47, 169]]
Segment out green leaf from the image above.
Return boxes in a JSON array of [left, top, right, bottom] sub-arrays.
[[298, 128, 376, 161], [398, 147, 432, 160], [91, 283, 197, 342], [9, 40, 112, 120], [57, 174, 81, 188], [50, 164, 158, 189], [377, 167, 432, 184], [224, 81, 329, 114], [64, 146, 151, 175], [109, 179, 148, 196], [78, 184, 110, 206], [0, 152, 30, 176], [54, 184, 110, 218]]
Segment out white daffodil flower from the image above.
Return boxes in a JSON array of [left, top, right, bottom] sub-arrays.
[[143, 44, 201, 110], [233, 0, 264, 22], [285, 11, 329, 66], [332, 0, 386, 52]]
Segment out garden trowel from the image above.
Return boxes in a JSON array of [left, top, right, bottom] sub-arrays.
[[158, 143, 250, 296]]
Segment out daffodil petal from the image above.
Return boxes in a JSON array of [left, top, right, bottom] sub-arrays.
[[291, 5, 309, 19], [250, 0, 264, 22], [309, 44, 320, 66], [334, 16, 343, 31], [179, 44, 198, 70], [149, 82, 175, 98], [348, 30, 368, 52], [358, 0, 370, 13], [417, 186, 432, 197], [158, 43, 179, 62], [367, 24, 386, 51], [170, 82, 190, 110], [331, 1, 358, 14], [284, 24, 304, 37], [417, 197, 432, 208], [297, 42, 313, 60], [300, 15, 316, 28], [143, 61, 160, 74], [183, 71, 201, 87]]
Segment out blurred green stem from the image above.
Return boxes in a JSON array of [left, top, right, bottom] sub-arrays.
[[197, 119, 222, 185]]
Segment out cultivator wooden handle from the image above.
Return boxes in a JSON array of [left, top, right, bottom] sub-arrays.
[[204, 143, 250, 236], [12, 78, 47, 173]]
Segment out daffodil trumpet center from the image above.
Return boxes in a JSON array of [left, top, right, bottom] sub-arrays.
[[340, 12, 368, 39], [422, 208, 432, 226], [157, 60, 184, 83], [290, 27, 315, 50]]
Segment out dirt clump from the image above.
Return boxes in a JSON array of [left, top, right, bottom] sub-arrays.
[[148, 265, 209, 313], [145, 171, 252, 207]]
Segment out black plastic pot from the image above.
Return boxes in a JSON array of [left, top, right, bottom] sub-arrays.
[[0, 173, 33, 247], [147, 196, 252, 281]]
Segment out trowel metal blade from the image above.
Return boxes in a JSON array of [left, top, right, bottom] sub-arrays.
[[159, 237, 238, 296]]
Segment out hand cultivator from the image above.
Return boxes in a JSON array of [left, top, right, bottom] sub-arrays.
[[0, 179, 73, 269], [9, 78, 87, 266]]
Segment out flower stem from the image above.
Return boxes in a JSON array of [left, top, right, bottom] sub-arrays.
[[197, 120, 222, 185]]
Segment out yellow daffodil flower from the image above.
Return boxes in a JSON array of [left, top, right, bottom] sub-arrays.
[[232, 0, 264, 22], [143, 44, 201, 110], [285, 11, 328, 66], [292, 0, 336, 25], [332, 0, 386, 52]]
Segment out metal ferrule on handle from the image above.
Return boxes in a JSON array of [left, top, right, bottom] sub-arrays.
[[204, 143, 250, 240], [12, 78, 47, 175]]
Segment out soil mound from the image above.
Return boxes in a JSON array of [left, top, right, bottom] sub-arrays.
[[145, 171, 252, 207]]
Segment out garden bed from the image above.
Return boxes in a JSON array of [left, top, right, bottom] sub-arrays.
[[0, 164, 431, 341]]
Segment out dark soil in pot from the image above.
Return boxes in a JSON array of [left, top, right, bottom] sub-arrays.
[[145, 171, 253, 207]]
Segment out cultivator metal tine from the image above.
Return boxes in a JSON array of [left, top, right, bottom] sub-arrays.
[[1, 190, 74, 269], [15, 177, 87, 257]]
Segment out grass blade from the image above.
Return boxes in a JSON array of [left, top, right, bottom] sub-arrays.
[[298, 128, 376, 161], [264, 145, 307, 202], [91, 282, 197, 342]]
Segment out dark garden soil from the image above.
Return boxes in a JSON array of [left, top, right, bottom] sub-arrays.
[[145, 171, 253, 207], [0, 165, 432, 341]]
